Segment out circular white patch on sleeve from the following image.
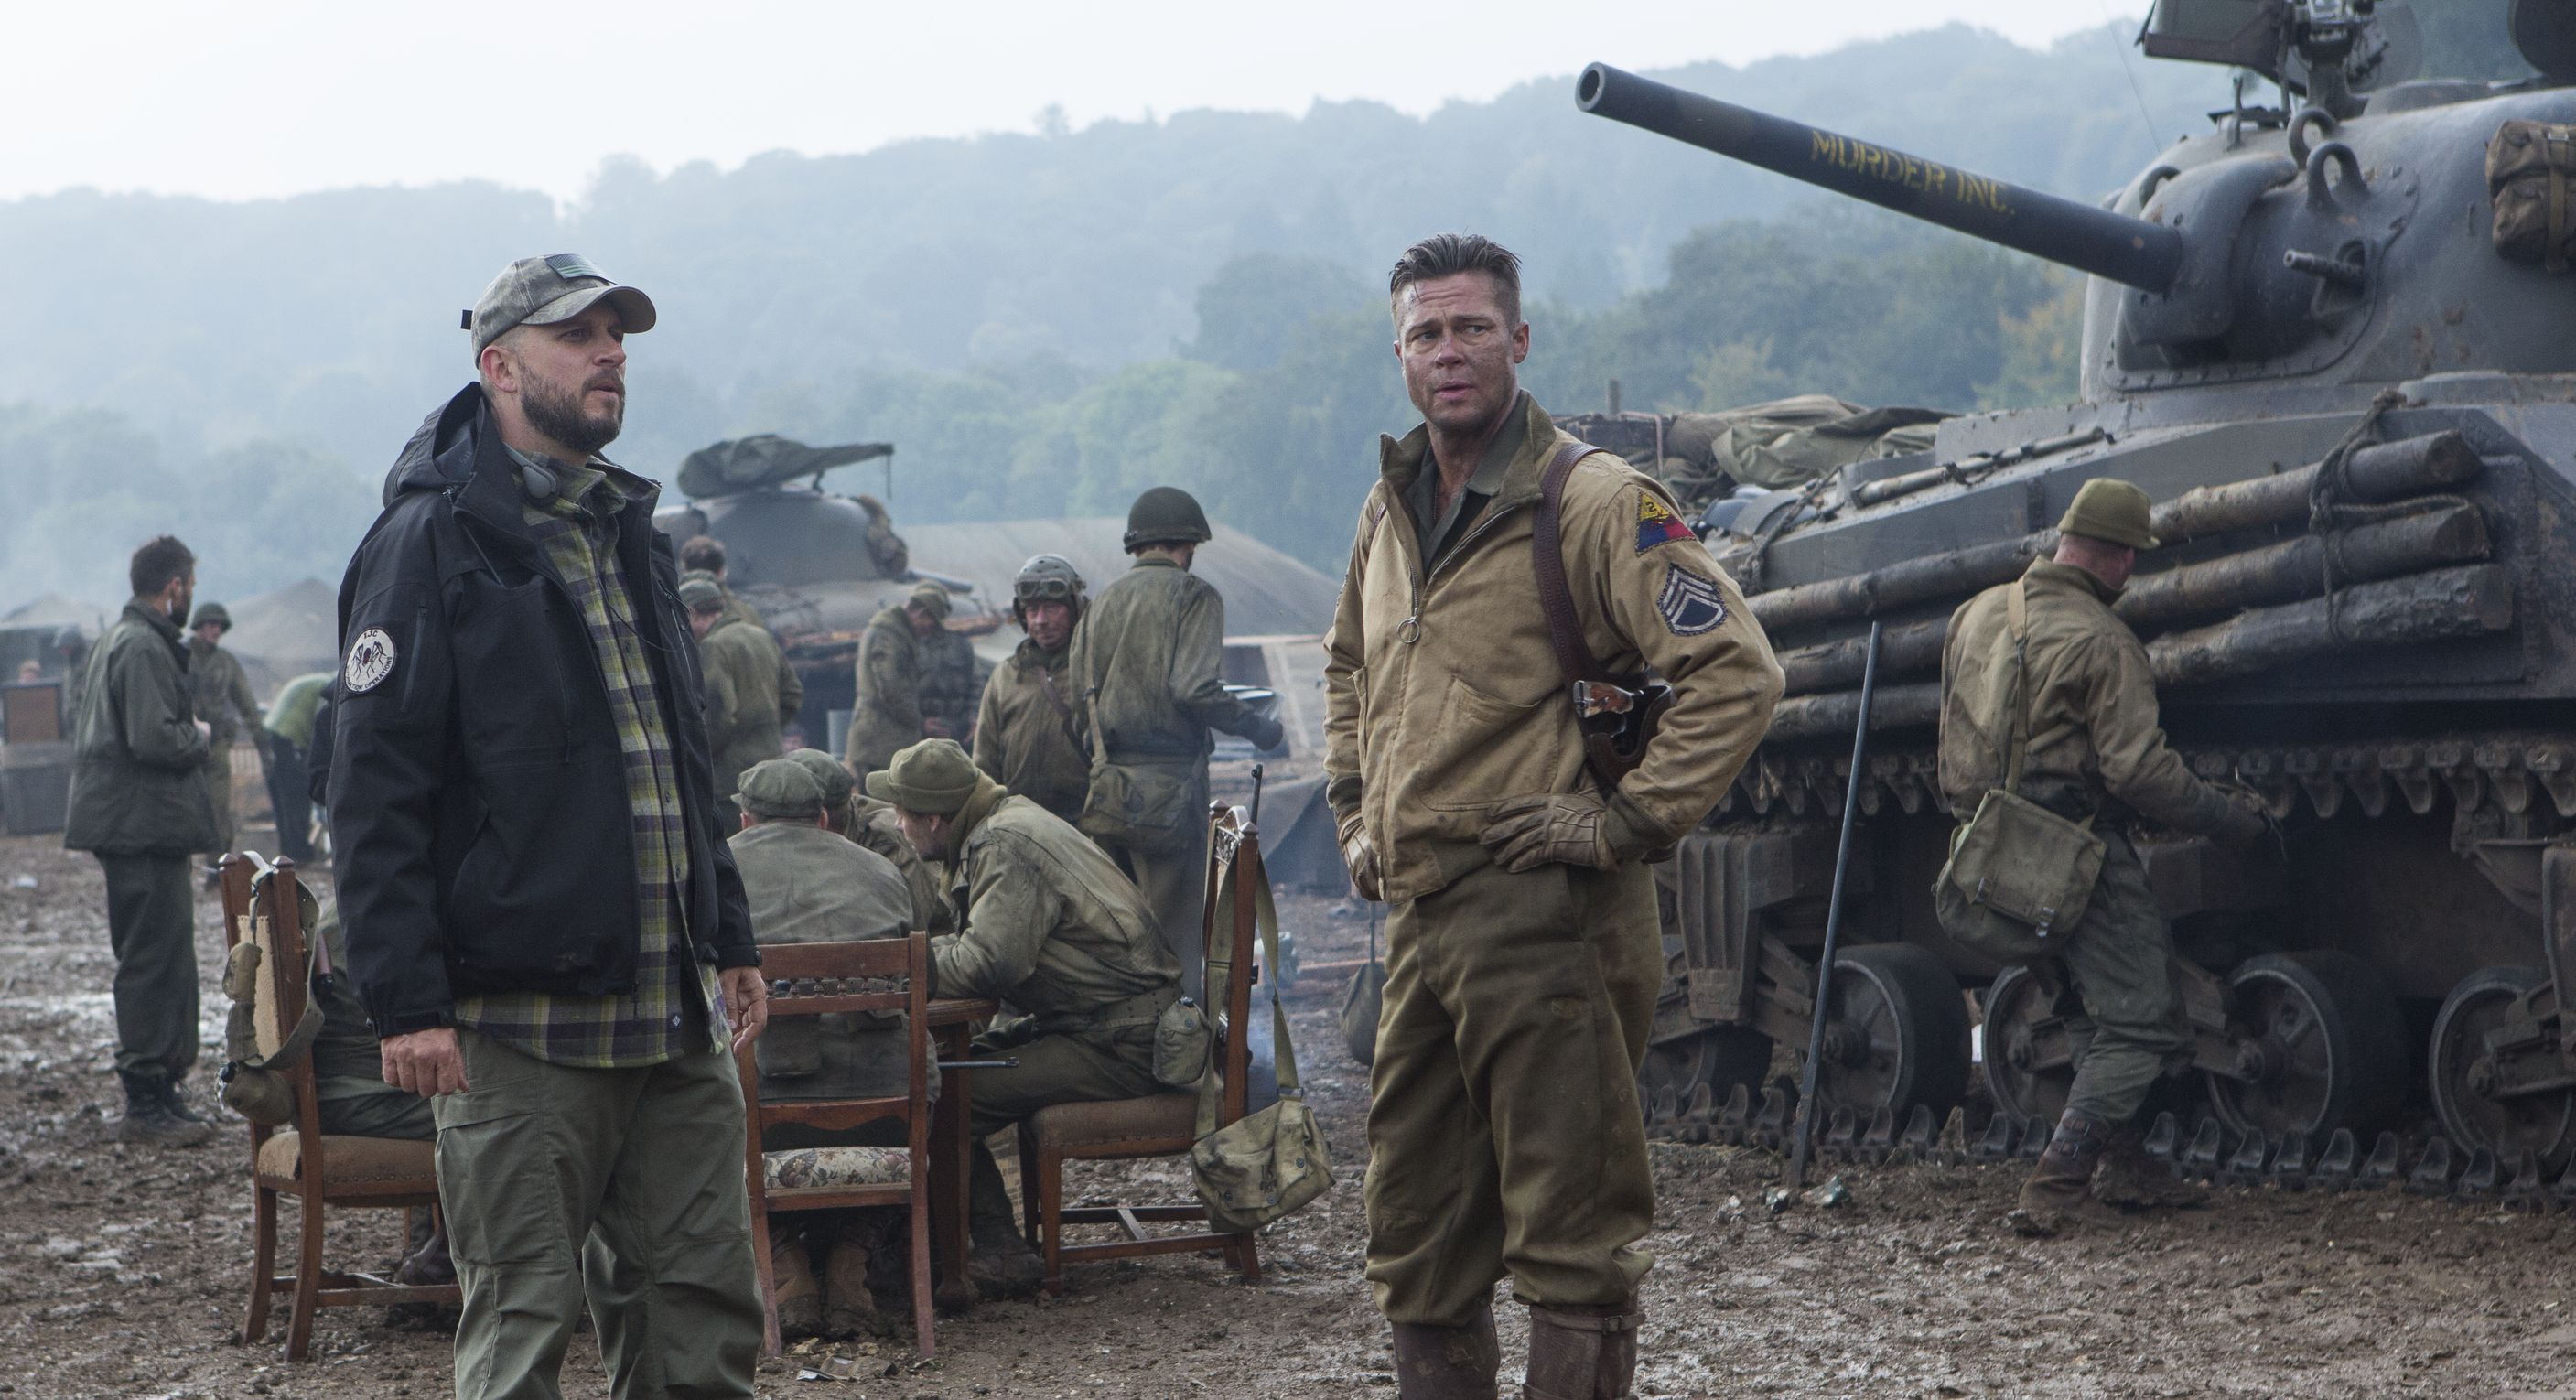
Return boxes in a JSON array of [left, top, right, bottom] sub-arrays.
[[344, 627, 398, 694]]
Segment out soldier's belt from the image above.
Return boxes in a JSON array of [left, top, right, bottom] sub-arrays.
[[1037, 984, 1181, 1036]]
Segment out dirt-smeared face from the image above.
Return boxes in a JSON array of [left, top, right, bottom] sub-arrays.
[[1023, 599, 1074, 652], [1394, 271, 1529, 438]]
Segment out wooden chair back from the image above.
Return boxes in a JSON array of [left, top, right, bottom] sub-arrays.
[[737, 932, 937, 1359]]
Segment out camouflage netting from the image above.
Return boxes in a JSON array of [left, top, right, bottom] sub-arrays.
[[1613, 395, 1954, 513]]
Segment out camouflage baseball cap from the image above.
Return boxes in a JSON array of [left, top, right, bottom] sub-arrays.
[[737, 758, 827, 821], [866, 738, 981, 815], [466, 253, 657, 357]]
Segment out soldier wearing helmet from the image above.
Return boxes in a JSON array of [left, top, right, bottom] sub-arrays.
[[972, 555, 1093, 824], [1069, 488, 1285, 997], [186, 599, 263, 873]]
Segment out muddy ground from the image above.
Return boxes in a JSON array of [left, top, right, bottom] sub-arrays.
[[4, 831, 2573, 1400]]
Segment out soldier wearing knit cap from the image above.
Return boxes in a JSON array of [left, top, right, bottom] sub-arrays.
[[846, 584, 956, 776], [868, 738, 1179, 1299]]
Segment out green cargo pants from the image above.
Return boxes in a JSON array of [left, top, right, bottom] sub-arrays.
[[95, 852, 199, 1086], [435, 1031, 762, 1400], [1363, 857, 1663, 1327], [315, 1073, 435, 1140], [1101, 759, 1212, 1002], [2053, 832, 2193, 1125], [963, 1023, 1162, 1232]]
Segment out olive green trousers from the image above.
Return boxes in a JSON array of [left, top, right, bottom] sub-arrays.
[[1363, 857, 1663, 1327], [96, 852, 199, 1085], [2052, 832, 2193, 1125], [434, 1031, 762, 1400], [201, 739, 237, 861], [1101, 759, 1212, 1002]]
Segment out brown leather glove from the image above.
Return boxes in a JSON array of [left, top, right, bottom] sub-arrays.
[[1479, 792, 1651, 874], [1339, 817, 1383, 902]]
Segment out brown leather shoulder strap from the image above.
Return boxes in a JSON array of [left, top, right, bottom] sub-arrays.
[[1533, 441, 1608, 686]]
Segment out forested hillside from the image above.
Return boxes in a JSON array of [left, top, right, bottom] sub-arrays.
[[0, 23, 2218, 608]]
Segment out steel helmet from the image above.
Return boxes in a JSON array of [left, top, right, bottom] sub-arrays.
[[1123, 486, 1213, 553]]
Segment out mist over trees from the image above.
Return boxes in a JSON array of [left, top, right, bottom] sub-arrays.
[[0, 24, 2219, 609]]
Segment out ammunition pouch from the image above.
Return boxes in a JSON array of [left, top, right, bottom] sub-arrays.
[[2489, 119, 2576, 273]]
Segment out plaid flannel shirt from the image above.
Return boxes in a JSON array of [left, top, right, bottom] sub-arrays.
[[452, 454, 722, 1068]]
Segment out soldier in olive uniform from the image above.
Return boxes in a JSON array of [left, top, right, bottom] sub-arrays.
[[1326, 236, 1783, 1400], [781, 748, 943, 933], [1070, 489, 1285, 997], [260, 671, 333, 864], [680, 536, 803, 736], [973, 555, 1091, 824], [728, 759, 917, 1339], [868, 739, 1182, 1299], [687, 576, 790, 828], [846, 582, 954, 776], [1937, 479, 2273, 1236], [65, 535, 224, 1147], [916, 625, 986, 749], [188, 601, 264, 867]]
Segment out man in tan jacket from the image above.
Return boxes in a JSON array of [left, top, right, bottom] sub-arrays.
[[1938, 478, 2270, 1235], [1324, 234, 1783, 1400]]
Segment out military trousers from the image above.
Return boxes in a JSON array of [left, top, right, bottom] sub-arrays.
[[201, 739, 238, 861], [1363, 856, 1662, 1327], [2050, 831, 2192, 1125], [260, 735, 315, 864], [315, 1072, 435, 1140], [434, 1031, 763, 1400], [95, 852, 200, 1085], [1103, 759, 1212, 1001], [963, 1025, 1162, 1228]]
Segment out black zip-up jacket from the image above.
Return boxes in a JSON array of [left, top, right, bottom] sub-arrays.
[[328, 384, 756, 1036]]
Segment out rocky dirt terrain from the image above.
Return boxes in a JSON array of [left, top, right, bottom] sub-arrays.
[[4, 831, 2572, 1399]]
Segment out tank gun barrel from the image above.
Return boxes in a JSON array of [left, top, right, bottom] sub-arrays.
[[1575, 63, 2183, 295]]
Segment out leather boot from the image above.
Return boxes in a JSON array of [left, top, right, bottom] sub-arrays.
[[1522, 1296, 1641, 1400], [2010, 1109, 2112, 1237], [116, 1072, 212, 1148], [821, 1218, 885, 1338], [965, 1145, 1044, 1299], [2094, 1129, 2204, 1210], [1390, 1298, 1499, 1400], [769, 1222, 825, 1340]]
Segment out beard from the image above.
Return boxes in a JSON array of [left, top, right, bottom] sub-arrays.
[[521, 368, 625, 458]]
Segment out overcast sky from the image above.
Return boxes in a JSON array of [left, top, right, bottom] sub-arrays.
[[16, 1, 2143, 204]]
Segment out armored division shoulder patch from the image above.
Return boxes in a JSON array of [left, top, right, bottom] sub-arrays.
[[1656, 565, 1728, 636], [344, 627, 397, 694], [1635, 490, 1695, 554]]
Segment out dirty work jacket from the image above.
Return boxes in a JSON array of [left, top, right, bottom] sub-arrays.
[[327, 383, 755, 1036], [1072, 557, 1268, 762], [64, 598, 221, 856], [1322, 393, 1785, 904], [698, 612, 787, 806], [929, 783, 1180, 1037], [721, 590, 803, 729], [731, 819, 916, 1099], [846, 606, 923, 772], [1938, 559, 2257, 841], [187, 637, 263, 747], [974, 636, 1090, 823]]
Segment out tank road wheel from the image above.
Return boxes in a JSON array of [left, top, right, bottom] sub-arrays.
[[2205, 951, 2407, 1142], [2429, 965, 2576, 1172], [1811, 943, 1971, 1120], [1981, 964, 2072, 1127], [1639, 1027, 1773, 1109]]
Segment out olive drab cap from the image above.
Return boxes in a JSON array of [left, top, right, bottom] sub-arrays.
[[1123, 486, 1213, 552], [737, 758, 828, 821], [782, 747, 857, 812], [678, 576, 724, 610], [189, 602, 232, 631], [2058, 478, 2160, 550], [907, 582, 954, 622], [866, 738, 982, 815], [466, 253, 658, 356]]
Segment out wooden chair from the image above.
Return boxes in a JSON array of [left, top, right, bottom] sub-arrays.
[[739, 932, 938, 1359], [224, 854, 457, 1361], [1015, 804, 1266, 1294]]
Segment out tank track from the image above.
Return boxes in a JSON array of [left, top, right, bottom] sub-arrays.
[[1719, 730, 2576, 827], [1639, 1084, 2576, 1210]]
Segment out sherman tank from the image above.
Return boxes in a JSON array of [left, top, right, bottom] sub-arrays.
[[1574, 0, 2576, 1189], [650, 435, 1001, 747]]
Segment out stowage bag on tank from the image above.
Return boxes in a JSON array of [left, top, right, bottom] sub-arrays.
[[2487, 119, 2576, 273]]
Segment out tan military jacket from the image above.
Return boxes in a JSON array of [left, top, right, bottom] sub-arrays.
[[1938, 560, 2254, 840], [930, 783, 1180, 1034], [697, 613, 786, 810], [187, 636, 262, 747], [1071, 557, 1268, 762], [1323, 394, 1784, 903], [721, 590, 803, 729], [729, 820, 916, 1099], [974, 636, 1090, 824], [846, 605, 922, 773], [847, 793, 947, 933]]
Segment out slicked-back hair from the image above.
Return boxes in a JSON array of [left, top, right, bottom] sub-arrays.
[[679, 534, 728, 574], [1389, 233, 1523, 328], [129, 535, 195, 598]]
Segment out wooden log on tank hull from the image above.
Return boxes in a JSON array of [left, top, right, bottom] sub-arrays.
[[1773, 503, 2493, 695], [1747, 431, 2483, 639], [1763, 564, 2516, 741]]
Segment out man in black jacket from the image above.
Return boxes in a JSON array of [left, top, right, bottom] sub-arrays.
[[329, 254, 768, 1399]]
